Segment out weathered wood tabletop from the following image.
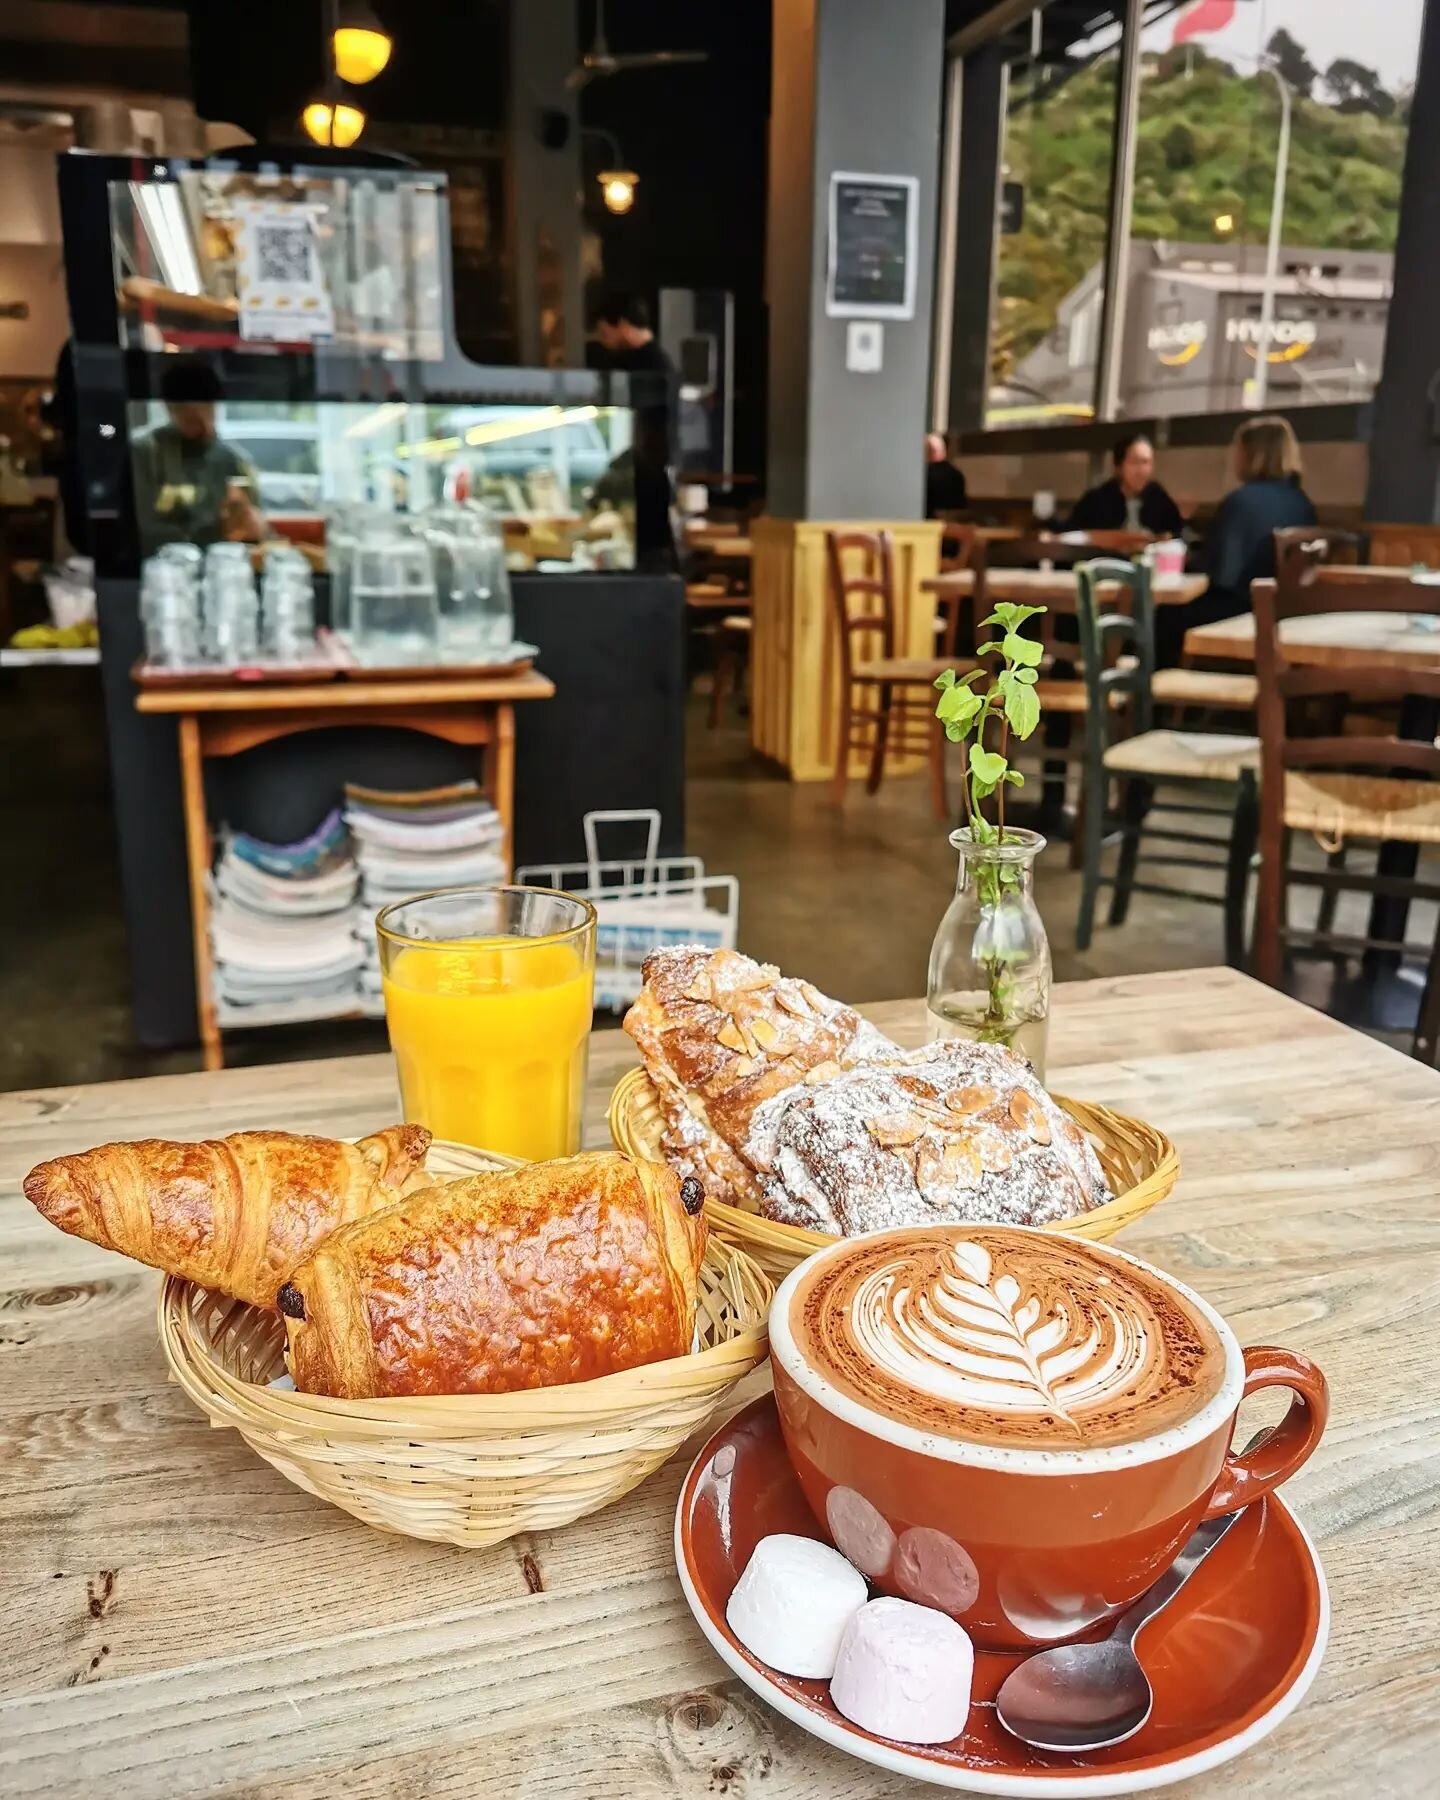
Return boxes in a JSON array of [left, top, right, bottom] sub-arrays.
[[1, 967, 1436, 1797], [1184, 605, 1440, 673]]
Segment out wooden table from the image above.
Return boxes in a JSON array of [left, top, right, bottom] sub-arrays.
[[1, 967, 1434, 1797], [696, 535, 752, 561], [134, 671, 555, 1073], [925, 568, 1208, 607], [1185, 607, 1440, 673]]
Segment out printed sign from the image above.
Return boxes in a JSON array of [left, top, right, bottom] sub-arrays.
[[233, 199, 336, 343], [826, 172, 918, 320]]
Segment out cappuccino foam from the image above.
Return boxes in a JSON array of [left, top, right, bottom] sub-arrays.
[[789, 1227, 1226, 1450]]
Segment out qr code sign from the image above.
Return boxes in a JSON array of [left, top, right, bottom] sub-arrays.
[[256, 222, 314, 285]]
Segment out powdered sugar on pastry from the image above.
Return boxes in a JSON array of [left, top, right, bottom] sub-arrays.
[[746, 1039, 1111, 1234]]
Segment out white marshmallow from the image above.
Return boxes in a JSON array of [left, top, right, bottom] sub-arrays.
[[830, 1597, 974, 1744], [725, 1533, 868, 1678]]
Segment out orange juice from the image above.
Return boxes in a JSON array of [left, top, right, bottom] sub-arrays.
[[382, 936, 594, 1160]]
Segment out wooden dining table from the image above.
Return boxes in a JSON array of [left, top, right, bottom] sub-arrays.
[[925, 567, 1209, 608], [1, 966, 1435, 1797], [1184, 605, 1440, 672]]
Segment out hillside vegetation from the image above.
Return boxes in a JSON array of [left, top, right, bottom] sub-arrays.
[[994, 48, 1409, 379]]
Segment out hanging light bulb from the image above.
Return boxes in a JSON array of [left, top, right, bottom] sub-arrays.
[[302, 101, 367, 149], [333, 1, 392, 86], [598, 169, 638, 216]]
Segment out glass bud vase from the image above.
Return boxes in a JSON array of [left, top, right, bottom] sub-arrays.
[[927, 827, 1052, 1078]]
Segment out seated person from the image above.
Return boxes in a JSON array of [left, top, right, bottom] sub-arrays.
[[133, 361, 266, 554], [1156, 416, 1316, 666], [924, 432, 968, 516], [1065, 431, 1183, 538]]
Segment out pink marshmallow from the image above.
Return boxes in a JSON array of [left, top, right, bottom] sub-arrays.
[[829, 1597, 974, 1744]]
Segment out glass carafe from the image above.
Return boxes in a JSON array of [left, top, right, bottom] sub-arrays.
[[927, 827, 1051, 1077], [419, 499, 514, 661]]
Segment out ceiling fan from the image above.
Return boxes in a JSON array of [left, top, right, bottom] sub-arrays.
[[566, 0, 710, 91]]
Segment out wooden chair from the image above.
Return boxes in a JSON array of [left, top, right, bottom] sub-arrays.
[[707, 613, 752, 728], [1252, 572, 1440, 1064], [1364, 522, 1440, 570], [826, 528, 966, 819], [1074, 559, 1259, 962], [932, 524, 987, 657]]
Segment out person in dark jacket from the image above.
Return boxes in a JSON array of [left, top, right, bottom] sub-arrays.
[[924, 432, 968, 516], [1156, 415, 1317, 665], [1066, 431, 1184, 537], [594, 290, 677, 572]]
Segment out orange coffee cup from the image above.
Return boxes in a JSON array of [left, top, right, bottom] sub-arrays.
[[770, 1225, 1328, 1651]]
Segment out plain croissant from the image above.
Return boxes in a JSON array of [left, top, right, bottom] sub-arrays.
[[279, 1150, 708, 1399], [23, 1125, 431, 1308]]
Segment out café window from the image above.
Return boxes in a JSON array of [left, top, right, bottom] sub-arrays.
[[986, 30, 1120, 427], [1115, 0, 1425, 418]]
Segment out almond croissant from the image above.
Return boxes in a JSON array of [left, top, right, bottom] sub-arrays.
[[23, 1125, 431, 1308], [278, 1150, 708, 1399]]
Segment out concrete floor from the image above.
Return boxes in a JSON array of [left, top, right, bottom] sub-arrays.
[[0, 667, 1430, 1091]]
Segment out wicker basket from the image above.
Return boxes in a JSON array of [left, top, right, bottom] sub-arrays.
[[158, 1140, 773, 1548], [608, 1068, 1179, 1284]]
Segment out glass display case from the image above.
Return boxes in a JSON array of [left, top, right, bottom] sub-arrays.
[[60, 150, 640, 578]]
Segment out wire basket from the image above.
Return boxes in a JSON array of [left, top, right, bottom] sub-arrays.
[[608, 1069, 1180, 1284], [159, 1139, 773, 1547]]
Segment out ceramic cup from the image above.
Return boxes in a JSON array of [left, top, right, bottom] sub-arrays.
[[770, 1225, 1328, 1650]]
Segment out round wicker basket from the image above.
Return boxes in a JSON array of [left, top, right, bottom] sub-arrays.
[[608, 1068, 1179, 1284], [158, 1140, 773, 1548]]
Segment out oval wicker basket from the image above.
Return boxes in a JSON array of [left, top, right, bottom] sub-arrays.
[[608, 1068, 1179, 1284], [159, 1140, 773, 1548]]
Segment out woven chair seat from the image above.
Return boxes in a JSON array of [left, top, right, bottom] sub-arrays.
[[1152, 668, 1258, 710], [1104, 729, 1259, 783], [1284, 771, 1440, 846], [721, 614, 752, 633], [854, 656, 980, 685]]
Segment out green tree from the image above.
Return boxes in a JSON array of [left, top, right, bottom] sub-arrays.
[[1267, 28, 1317, 98]]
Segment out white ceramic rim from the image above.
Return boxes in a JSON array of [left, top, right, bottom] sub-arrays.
[[673, 1478, 1330, 1797], [769, 1225, 1246, 1473]]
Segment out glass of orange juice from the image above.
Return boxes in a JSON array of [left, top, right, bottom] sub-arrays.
[[376, 886, 597, 1160]]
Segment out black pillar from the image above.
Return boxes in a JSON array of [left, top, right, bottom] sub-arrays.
[[946, 44, 1006, 433], [1366, 0, 1440, 520]]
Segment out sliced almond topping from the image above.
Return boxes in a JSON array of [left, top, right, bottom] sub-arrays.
[[914, 1138, 946, 1199], [804, 1059, 843, 1086], [1010, 1089, 1052, 1145], [775, 988, 813, 1019], [731, 965, 777, 993], [896, 1074, 938, 1101], [945, 1085, 999, 1117], [980, 1132, 1015, 1174], [867, 1112, 927, 1149], [750, 1017, 786, 1052], [943, 1140, 984, 1188], [684, 974, 714, 1003], [730, 1055, 757, 1078], [716, 1021, 747, 1052]]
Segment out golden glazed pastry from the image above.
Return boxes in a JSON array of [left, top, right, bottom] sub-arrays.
[[624, 946, 897, 1207], [279, 1151, 709, 1399], [746, 1040, 1111, 1234], [23, 1125, 431, 1309]]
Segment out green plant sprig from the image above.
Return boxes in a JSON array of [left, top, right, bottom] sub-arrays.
[[934, 602, 1048, 846]]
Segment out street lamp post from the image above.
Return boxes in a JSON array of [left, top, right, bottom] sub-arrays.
[[1252, 66, 1293, 411]]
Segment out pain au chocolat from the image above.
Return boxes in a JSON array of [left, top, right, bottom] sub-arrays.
[[278, 1151, 708, 1399], [623, 946, 897, 1209]]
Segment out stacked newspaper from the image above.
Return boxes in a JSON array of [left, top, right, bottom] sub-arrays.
[[209, 811, 366, 1026], [345, 781, 508, 1010]]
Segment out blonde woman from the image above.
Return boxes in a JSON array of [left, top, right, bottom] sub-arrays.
[[1157, 416, 1318, 665]]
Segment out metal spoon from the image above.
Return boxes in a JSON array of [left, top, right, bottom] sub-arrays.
[[995, 1507, 1245, 1753]]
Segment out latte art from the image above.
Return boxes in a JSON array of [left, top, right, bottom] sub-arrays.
[[792, 1227, 1226, 1449]]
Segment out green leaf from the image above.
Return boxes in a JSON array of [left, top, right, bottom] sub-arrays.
[[933, 667, 957, 691], [1004, 768, 1026, 786], [972, 777, 997, 801], [988, 602, 1020, 627], [944, 723, 966, 742], [1002, 632, 1045, 668], [977, 640, 1001, 655], [970, 744, 1007, 783], [1004, 682, 1041, 739], [1006, 603, 1047, 627], [959, 667, 988, 686], [1013, 666, 1039, 684], [936, 685, 982, 726]]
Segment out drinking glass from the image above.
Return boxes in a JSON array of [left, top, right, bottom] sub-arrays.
[[204, 566, 260, 664], [142, 583, 202, 665], [261, 569, 316, 660], [377, 887, 596, 1159]]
